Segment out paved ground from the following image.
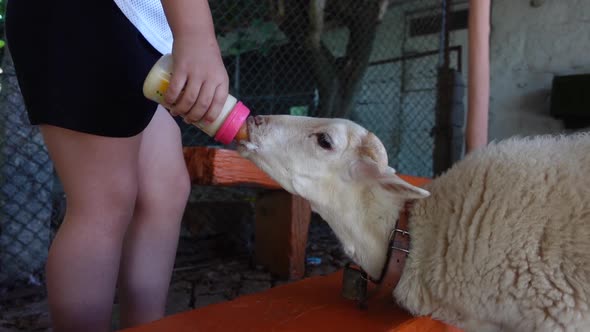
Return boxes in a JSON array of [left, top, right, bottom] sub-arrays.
[[0, 214, 348, 332]]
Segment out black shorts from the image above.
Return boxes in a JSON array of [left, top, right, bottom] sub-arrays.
[[6, 0, 162, 137]]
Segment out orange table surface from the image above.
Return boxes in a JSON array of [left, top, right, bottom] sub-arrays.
[[123, 270, 462, 332]]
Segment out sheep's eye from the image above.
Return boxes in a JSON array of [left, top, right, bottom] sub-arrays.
[[316, 133, 333, 150]]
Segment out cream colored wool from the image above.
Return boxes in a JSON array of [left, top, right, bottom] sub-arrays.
[[396, 133, 590, 332]]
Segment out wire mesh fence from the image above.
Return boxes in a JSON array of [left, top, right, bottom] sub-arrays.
[[1, 0, 463, 288], [0, 49, 53, 288], [184, 0, 464, 174]]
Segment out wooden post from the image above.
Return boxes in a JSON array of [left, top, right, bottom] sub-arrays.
[[255, 191, 311, 280]]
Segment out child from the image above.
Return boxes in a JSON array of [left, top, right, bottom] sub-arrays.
[[5, 0, 228, 330]]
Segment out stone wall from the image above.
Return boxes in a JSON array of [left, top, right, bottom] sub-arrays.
[[488, 0, 590, 139]]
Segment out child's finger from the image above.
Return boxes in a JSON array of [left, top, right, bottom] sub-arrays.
[[164, 70, 188, 109], [185, 81, 215, 124], [171, 77, 201, 117], [203, 83, 228, 123]]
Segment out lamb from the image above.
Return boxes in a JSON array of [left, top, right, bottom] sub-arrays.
[[237, 115, 590, 332]]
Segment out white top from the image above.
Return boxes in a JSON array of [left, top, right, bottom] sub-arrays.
[[113, 0, 173, 55]]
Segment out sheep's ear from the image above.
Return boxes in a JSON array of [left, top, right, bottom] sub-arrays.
[[348, 131, 430, 199], [347, 159, 430, 200], [377, 167, 430, 199], [346, 156, 385, 180]]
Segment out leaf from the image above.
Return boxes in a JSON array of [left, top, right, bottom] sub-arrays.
[[228, 46, 241, 56]]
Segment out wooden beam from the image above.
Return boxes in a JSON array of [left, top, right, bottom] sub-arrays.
[[183, 146, 429, 190], [183, 147, 281, 189]]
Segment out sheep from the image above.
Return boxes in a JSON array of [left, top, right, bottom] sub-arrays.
[[237, 115, 590, 332]]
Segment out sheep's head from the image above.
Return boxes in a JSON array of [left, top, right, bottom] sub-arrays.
[[238, 115, 430, 278]]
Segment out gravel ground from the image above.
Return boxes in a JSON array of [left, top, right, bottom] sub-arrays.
[[0, 213, 348, 332]]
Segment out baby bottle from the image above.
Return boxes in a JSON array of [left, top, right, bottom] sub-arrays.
[[143, 53, 249, 144]]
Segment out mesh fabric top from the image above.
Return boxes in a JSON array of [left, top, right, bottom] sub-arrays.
[[113, 0, 173, 54]]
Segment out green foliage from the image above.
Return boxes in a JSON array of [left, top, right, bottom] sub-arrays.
[[289, 106, 309, 116], [211, 0, 286, 56], [210, 0, 270, 31], [217, 19, 286, 57], [0, 0, 5, 49]]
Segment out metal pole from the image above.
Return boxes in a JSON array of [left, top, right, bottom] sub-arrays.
[[433, 0, 454, 176], [234, 53, 240, 99], [466, 0, 490, 153]]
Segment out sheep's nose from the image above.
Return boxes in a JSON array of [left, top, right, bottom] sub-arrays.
[[253, 116, 265, 127]]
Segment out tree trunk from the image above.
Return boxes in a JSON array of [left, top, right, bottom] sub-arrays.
[[306, 0, 388, 118], [271, 0, 387, 118]]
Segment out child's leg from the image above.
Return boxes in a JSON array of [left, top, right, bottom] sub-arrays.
[[117, 107, 190, 327], [41, 125, 143, 332]]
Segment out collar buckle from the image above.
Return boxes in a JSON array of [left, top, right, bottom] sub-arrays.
[[340, 202, 413, 310]]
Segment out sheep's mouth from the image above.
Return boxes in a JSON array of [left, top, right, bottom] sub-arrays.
[[237, 116, 259, 154]]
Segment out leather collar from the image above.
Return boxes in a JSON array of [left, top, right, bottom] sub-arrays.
[[367, 201, 413, 286], [340, 201, 413, 309]]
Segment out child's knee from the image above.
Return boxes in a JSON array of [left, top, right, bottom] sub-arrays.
[[67, 174, 138, 218], [85, 179, 139, 235], [140, 163, 190, 211], [163, 164, 190, 203]]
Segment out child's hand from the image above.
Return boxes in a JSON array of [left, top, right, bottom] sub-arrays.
[[165, 34, 229, 125], [160, 0, 229, 125]]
